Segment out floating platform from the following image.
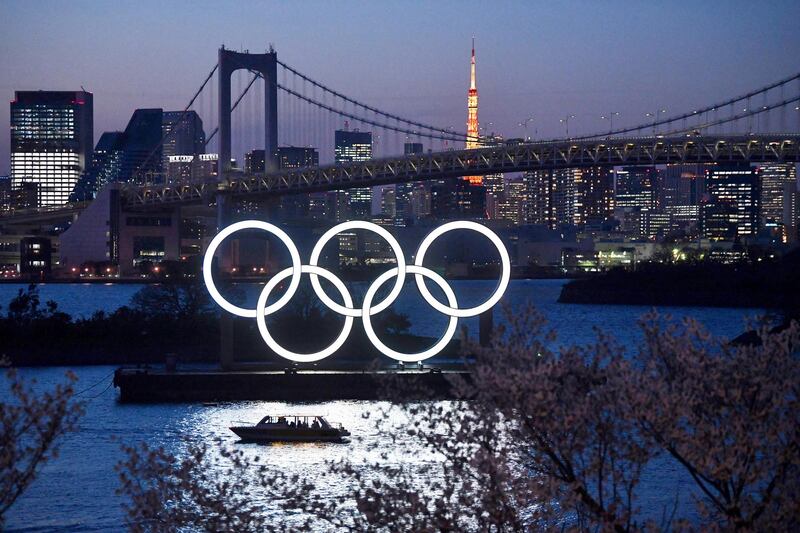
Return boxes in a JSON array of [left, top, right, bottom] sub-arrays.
[[113, 367, 470, 403]]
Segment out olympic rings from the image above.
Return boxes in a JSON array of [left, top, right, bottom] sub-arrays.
[[203, 220, 302, 318], [309, 221, 406, 317], [203, 220, 510, 362], [256, 265, 355, 363], [362, 266, 458, 363]]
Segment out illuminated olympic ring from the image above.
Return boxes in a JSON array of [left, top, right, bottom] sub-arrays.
[[203, 220, 510, 363]]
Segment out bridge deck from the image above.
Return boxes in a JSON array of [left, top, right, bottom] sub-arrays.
[[123, 134, 799, 208]]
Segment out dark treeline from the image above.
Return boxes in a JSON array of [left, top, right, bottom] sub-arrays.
[[559, 248, 800, 320], [0, 283, 219, 366], [0, 282, 439, 367]]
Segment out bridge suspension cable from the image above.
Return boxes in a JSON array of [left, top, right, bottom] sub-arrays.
[[572, 71, 800, 140], [659, 93, 800, 137], [277, 60, 472, 141], [204, 72, 260, 146], [134, 63, 219, 179], [238, 67, 469, 143]]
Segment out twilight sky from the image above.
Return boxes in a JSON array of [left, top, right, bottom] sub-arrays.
[[1, 0, 799, 173]]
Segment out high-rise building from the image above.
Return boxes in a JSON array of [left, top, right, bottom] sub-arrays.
[[702, 165, 759, 240], [161, 111, 205, 171], [615, 167, 657, 210], [431, 178, 485, 219], [581, 166, 615, 229], [390, 143, 424, 226], [522, 170, 554, 227], [464, 39, 482, 186], [277, 147, 319, 219], [552, 168, 581, 227], [380, 187, 396, 219], [758, 163, 797, 225], [497, 179, 526, 225], [278, 146, 319, 169], [245, 149, 266, 173], [70, 131, 126, 201], [784, 182, 799, 243], [117, 108, 164, 183], [10, 90, 93, 206], [662, 164, 707, 207], [335, 129, 372, 219]]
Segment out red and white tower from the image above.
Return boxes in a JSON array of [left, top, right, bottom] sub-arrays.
[[465, 38, 482, 186]]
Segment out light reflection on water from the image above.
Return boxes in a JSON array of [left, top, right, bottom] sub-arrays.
[[0, 280, 763, 530]]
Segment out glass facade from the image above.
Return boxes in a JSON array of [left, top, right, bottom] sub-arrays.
[[10, 91, 93, 207], [335, 130, 372, 219]]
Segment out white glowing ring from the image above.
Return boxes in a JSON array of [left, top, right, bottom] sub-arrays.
[[203, 220, 302, 318], [414, 221, 510, 318], [255, 265, 355, 363], [308, 221, 406, 317], [361, 266, 458, 363]]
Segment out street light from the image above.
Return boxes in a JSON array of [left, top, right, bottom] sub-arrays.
[[518, 116, 535, 140], [645, 109, 667, 134], [600, 112, 620, 134], [559, 114, 576, 138]]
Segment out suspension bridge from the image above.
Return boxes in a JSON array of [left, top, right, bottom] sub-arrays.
[[3, 46, 800, 221], [118, 47, 799, 208]]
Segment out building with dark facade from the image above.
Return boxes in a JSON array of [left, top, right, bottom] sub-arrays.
[[10, 90, 93, 206], [161, 111, 205, 171], [19, 237, 52, 278], [431, 178, 486, 219], [702, 165, 759, 240]]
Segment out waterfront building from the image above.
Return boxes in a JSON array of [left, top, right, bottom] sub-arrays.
[[702, 165, 759, 240], [335, 129, 372, 219], [10, 90, 93, 206], [553, 168, 582, 227]]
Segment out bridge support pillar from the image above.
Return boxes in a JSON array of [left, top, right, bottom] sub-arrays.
[[218, 47, 278, 176]]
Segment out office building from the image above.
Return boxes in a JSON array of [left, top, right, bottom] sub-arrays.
[[278, 146, 319, 169], [758, 163, 797, 225], [661, 164, 707, 207], [702, 165, 759, 240], [277, 147, 319, 219], [497, 179, 526, 225], [522, 170, 554, 227], [161, 111, 205, 171], [614, 167, 657, 210], [245, 149, 266, 173], [10, 90, 93, 206], [335, 129, 372, 219]]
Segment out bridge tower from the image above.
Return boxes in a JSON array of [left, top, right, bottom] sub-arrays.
[[218, 47, 278, 176]]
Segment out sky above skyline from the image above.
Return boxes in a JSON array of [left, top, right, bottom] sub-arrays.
[[1, 0, 799, 174]]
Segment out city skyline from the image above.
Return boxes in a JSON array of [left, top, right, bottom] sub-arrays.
[[2, 0, 800, 175]]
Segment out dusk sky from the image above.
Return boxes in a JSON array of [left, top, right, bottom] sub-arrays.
[[2, 0, 799, 172]]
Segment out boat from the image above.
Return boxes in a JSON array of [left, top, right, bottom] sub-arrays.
[[229, 415, 351, 443]]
